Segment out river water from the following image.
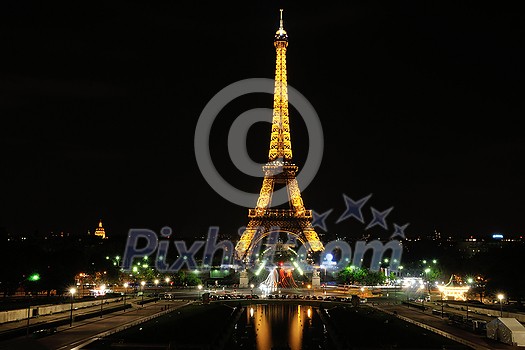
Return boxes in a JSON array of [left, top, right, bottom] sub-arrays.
[[227, 303, 332, 350]]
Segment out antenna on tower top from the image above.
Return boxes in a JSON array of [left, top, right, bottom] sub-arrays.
[[279, 9, 284, 29]]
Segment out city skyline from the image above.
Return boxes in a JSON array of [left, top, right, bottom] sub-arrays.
[[1, 2, 523, 239]]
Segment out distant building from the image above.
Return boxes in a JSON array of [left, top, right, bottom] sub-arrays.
[[94, 220, 107, 239], [457, 234, 523, 257]]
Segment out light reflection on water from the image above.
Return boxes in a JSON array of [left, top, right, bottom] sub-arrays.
[[246, 304, 314, 350]]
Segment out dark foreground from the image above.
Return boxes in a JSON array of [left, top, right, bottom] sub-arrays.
[[84, 301, 469, 350]]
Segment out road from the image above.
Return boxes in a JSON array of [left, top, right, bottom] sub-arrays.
[[0, 297, 136, 337], [0, 299, 190, 350], [374, 303, 515, 349]]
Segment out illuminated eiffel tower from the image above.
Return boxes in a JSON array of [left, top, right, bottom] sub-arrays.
[[235, 10, 324, 262]]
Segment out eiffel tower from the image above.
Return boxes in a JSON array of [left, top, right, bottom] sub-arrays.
[[235, 10, 324, 262]]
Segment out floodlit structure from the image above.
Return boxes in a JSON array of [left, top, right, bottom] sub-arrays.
[[94, 220, 107, 239], [235, 9, 323, 262], [260, 268, 279, 293], [486, 318, 525, 346], [440, 275, 470, 301], [440, 285, 470, 301]]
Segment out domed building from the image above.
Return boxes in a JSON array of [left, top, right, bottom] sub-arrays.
[[94, 220, 107, 239]]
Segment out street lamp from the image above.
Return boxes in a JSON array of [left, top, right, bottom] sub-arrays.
[[307, 284, 311, 297], [99, 284, 106, 318], [26, 273, 40, 337], [424, 268, 431, 294], [498, 294, 504, 317], [197, 284, 203, 299], [250, 284, 254, 295], [69, 288, 76, 326], [154, 279, 160, 303], [438, 286, 444, 318], [141, 281, 146, 306], [123, 282, 129, 311], [419, 284, 425, 311]]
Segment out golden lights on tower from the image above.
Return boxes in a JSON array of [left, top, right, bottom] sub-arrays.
[[235, 10, 324, 261]]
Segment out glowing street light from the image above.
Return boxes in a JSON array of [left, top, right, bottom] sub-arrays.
[[123, 282, 129, 311], [250, 283, 254, 295], [197, 284, 203, 299], [69, 288, 76, 326], [28, 273, 40, 282], [141, 281, 146, 306], [438, 286, 444, 318], [26, 273, 41, 337], [307, 284, 311, 297], [99, 284, 106, 318], [498, 294, 504, 317]]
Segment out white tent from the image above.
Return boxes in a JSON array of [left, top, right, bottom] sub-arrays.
[[486, 317, 525, 346]]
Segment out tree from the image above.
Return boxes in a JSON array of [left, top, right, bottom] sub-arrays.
[[363, 270, 386, 286], [337, 266, 386, 286], [337, 266, 366, 284]]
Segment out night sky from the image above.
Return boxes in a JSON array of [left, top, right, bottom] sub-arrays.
[[1, 2, 524, 240]]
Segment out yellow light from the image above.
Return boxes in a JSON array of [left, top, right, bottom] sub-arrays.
[[69, 288, 76, 295], [233, 9, 324, 262]]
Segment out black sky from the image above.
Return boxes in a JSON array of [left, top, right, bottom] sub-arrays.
[[1, 1, 524, 240]]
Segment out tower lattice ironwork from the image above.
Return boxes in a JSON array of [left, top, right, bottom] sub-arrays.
[[235, 10, 324, 261]]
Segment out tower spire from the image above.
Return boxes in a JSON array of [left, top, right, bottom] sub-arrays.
[[270, 9, 291, 162]]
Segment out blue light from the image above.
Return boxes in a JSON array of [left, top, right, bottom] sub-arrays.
[[492, 234, 504, 239]]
